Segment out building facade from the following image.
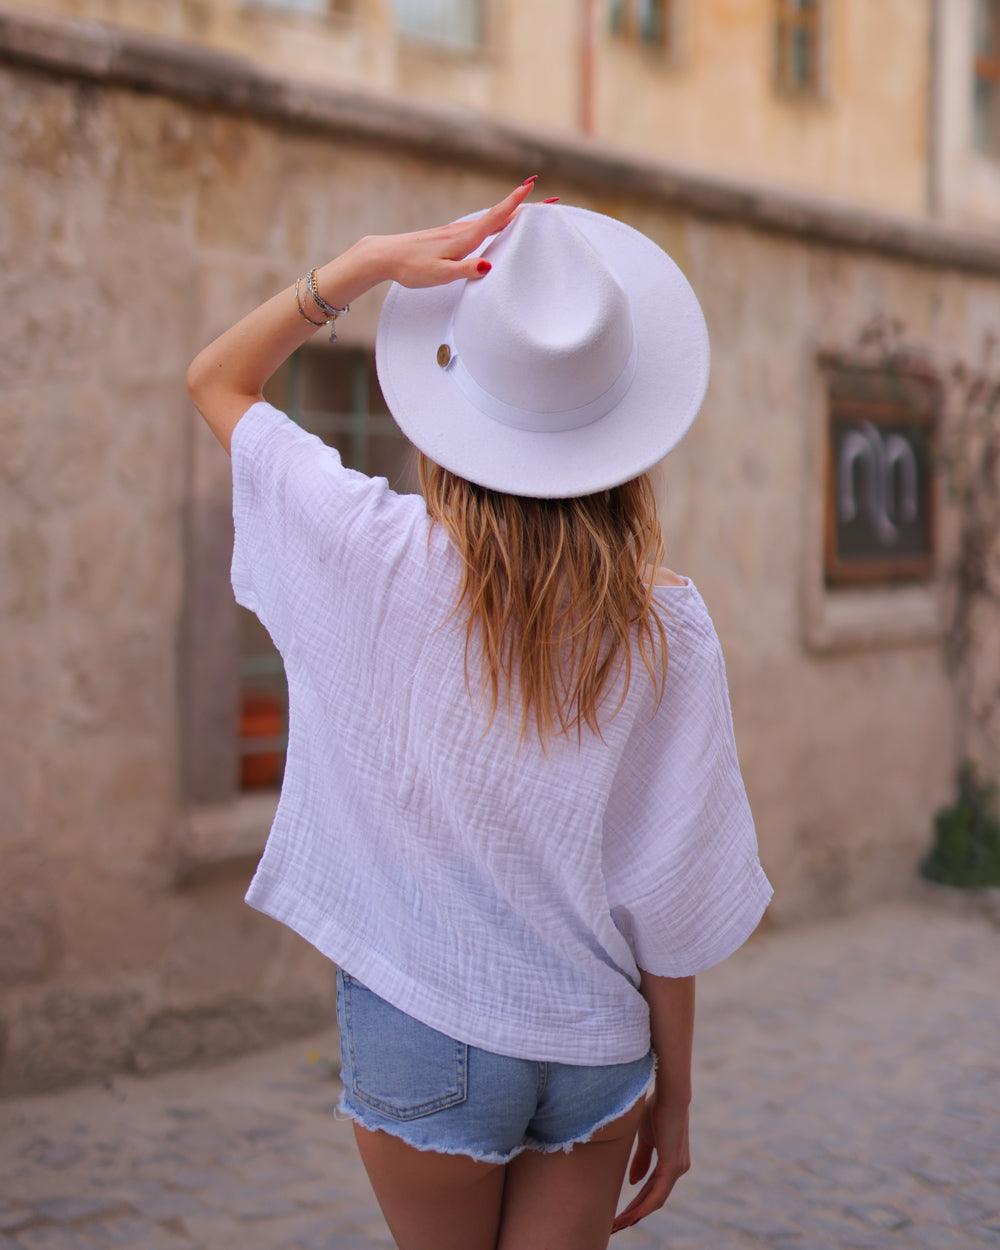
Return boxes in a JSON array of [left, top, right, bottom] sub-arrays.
[[6, 0, 1000, 227], [1, 2, 998, 1093]]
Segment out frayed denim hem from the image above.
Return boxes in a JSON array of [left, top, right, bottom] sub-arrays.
[[333, 1088, 533, 1166], [521, 1065, 652, 1156], [333, 1058, 654, 1166]]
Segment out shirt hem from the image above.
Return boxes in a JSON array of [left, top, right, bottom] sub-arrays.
[[244, 869, 653, 1067]]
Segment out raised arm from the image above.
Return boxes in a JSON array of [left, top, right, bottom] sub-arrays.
[[185, 177, 539, 454], [185, 241, 385, 453]]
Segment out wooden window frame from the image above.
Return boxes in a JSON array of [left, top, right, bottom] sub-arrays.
[[393, 0, 491, 55], [974, 0, 1000, 155], [608, 0, 677, 56], [242, 0, 355, 16], [234, 341, 416, 795], [177, 339, 412, 872], [774, 0, 824, 99]]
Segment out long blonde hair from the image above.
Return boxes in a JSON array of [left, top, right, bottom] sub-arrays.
[[417, 454, 675, 755]]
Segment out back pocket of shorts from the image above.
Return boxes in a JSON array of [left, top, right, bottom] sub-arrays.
[[342, 977, 468, 1121]]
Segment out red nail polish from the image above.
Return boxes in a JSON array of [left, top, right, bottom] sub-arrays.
[[521, 174, 539, 185], [477, 259, 492, 274], [542, 196, 560, 203]]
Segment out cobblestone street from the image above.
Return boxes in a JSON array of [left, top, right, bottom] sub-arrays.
[[1, 889, 997, 1250]]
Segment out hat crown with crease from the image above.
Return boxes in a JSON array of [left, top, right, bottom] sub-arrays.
[[375, 200, 710, 499], [449, 208, 634, 419]]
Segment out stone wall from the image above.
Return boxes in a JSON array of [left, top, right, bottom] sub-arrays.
[[1, 8, 998, 1096]]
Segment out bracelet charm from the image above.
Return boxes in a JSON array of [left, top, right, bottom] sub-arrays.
[[307, 267, 350, 342]]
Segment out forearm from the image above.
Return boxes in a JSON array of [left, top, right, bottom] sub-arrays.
[[638, 969, 695, 1106], [185, 238, 385, 425]]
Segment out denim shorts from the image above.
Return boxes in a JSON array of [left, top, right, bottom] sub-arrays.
[[333, 966, 656, 1165]]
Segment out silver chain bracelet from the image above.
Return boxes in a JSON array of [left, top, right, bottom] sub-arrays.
[[292, 268, 351, 343], [307, 267, 350, 342]]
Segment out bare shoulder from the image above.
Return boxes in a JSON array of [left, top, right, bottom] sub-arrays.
[[643, 563, 688, 588]]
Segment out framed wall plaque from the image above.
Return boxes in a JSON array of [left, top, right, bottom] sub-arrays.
[[820, 356, 940, 587]]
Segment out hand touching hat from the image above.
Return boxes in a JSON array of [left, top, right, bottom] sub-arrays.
[[365, 176, 541, 289], [374, 184, 710, 499]]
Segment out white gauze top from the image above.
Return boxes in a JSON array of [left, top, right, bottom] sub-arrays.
[[231, 399, 774, 1065]]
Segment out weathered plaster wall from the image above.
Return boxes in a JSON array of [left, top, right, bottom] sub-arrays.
[[1, 8, 997, 1096], [1, 0, 950, 220]]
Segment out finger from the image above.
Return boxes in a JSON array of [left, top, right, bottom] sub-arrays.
[[435, 203, 521, 263], [439, 255, 493, 282], [628, 1139, 653, 1185], [494, 203, 524, 232], [610, 1193, 666, 1233], [461, 180, 536, 248], [487, 178, 537, 223], [610, 1175, 674, 1231], [613, 1179, 657, 1226]]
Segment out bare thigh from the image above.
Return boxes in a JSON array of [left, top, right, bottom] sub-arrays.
[[350, 1121, 507, 1250], [496, 1093, 646, 1250]]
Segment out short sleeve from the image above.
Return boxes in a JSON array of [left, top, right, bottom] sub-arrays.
[[602, 611, 774, 978], [229, 398, 423, 659]]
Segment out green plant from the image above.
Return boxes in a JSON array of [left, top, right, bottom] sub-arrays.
[[920, 758, 1000, 889]]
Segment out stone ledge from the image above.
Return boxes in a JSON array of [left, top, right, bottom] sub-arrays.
[[174, 792, 277, 882], [2, 4, 1000, 275], [802, 579, 949, 654]]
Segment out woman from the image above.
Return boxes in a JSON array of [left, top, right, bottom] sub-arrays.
[[186, 176, 774, 1250]]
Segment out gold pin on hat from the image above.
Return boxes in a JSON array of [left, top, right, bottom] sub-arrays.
[[436, 343, 452, 368]]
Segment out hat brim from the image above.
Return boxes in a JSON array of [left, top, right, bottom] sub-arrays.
[[374, 203, 710, 499]]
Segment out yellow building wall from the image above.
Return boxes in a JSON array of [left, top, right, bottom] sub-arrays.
[[597, 0, 930, 216], [6, 0, 932, 218]]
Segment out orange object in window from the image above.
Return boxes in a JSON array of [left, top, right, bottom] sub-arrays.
[[240, 690, 285, 790]]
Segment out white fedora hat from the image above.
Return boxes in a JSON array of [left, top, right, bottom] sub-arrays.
[[374, 201, 710, 499]]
